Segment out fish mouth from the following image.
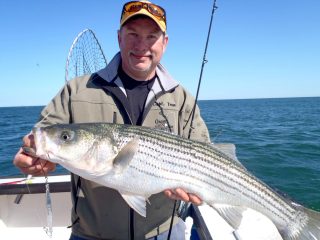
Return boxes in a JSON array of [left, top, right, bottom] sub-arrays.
[[31, 126, 63, 164], [32, 127, 47, 158]]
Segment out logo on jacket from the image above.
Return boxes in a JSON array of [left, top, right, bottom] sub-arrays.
[[155, 118, 173, 132]]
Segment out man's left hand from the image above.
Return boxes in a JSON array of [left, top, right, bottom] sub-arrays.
[[164, 188, 202, 205]]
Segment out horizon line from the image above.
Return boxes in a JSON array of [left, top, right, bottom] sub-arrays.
[[1, 96, 319, 108]]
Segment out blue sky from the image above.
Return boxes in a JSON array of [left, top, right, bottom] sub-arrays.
[[0, 0, 319, 107]]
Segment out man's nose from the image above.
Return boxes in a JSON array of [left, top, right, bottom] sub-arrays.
[[133, 36, 149, 51]]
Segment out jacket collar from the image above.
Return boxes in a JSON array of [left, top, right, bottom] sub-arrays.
[[97, 52, 179, 93]]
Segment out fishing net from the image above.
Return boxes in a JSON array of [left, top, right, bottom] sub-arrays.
[[65, 28, 107, 82]]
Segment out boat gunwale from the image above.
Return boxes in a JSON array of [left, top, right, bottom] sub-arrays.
[[0, 174, 71, 195]]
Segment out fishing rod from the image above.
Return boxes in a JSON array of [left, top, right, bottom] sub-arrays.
[[167, 2, 219, 240], [187, 0, 218, 139]]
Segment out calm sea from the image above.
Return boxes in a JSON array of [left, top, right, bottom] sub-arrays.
[[1, 97, 319, 210]]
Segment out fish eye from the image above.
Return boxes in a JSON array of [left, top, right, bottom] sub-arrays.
[[60, 130, 74, 142]]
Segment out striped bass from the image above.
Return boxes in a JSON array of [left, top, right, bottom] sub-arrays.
[[33, 123, 320, 240]]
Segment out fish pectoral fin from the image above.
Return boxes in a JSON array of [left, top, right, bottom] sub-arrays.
[[212, 203, 247, 230], [113, 138, 139, 174], [120, 192, 147, 217]]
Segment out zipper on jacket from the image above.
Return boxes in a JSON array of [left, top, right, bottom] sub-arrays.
[[113, 112, 117, 123], [141, 88, 167, 127], [129, 208, 134, 240]]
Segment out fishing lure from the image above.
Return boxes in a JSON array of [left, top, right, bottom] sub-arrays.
[[22, 146, 53, 238]]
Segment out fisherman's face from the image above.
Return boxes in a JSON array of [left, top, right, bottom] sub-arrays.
[[118, 17, 168, 80]]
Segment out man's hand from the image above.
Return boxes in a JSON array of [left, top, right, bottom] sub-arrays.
[[164, 188, 202, 205], [13, 134, 56, 176]]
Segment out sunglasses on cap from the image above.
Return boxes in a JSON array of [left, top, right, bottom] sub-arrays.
[[121, 1, 166, 24]]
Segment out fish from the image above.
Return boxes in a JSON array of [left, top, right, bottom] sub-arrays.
[[32, 122, 320, 240]]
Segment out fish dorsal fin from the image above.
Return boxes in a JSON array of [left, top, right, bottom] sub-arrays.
[[119, 191, 148, 217], [213, 143, 245, 169], [113, 138, 139, 174]]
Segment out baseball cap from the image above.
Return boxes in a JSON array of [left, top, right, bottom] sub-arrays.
[[120, 1, 166, 32]]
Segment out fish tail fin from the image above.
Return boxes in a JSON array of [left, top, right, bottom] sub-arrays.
[[295, 207, 320, 240]]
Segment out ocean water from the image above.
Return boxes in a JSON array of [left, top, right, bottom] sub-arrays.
[[0, 106, 67, 176], [1, 97, 319, 210], [199, 97, 320, 210]]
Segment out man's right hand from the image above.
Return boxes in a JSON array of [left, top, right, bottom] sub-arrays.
[[13, 134, 56, 176]]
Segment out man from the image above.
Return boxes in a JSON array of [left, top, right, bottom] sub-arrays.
[[13, 1, 210, 239]]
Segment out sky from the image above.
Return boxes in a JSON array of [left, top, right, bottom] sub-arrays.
[[0, 0, 319, 107]]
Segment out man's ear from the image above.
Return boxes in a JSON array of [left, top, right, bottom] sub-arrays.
[[117, 29, 121, 46], [162, 34, 169, 53]]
